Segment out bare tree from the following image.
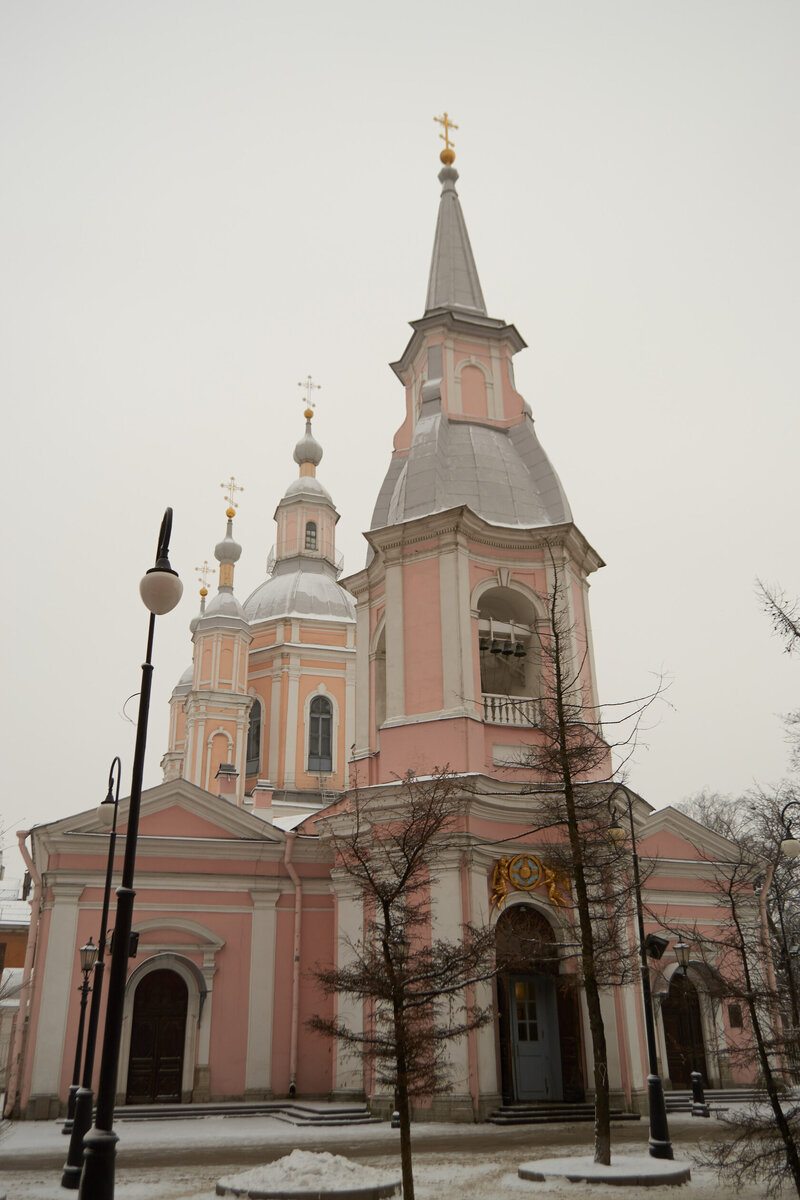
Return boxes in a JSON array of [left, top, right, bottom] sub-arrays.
[[757, 580, 800, 655], [308, 768, 496, 1200], [509, 544, 666, 1165], [671, 792, 800, 1197]]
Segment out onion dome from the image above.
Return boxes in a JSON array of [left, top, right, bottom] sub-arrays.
[[293, 408, 323, 470], [215, 508, 242, 568], [195, 505, 249, 630]]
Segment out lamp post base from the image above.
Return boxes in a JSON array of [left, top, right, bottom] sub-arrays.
[[77, 1124, 119, 1200], [61, 1086, 95, 1189], [646, 1074, 674, 1160], [62, 1084, 79, 1134]]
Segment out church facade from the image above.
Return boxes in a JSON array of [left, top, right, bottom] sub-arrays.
[[5, 148, 768, 1121]]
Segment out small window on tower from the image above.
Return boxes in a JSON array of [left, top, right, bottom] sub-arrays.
[[308, 695, 333, 773], [728, 1003, 743, 1029], [305, 522, 317, 550]]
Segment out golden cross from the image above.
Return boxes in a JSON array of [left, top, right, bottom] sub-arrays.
[[434, 111, 458, 152], [220, 475, 244, 509], [298, 375, 321, 411], [195, 560, 212, 591]]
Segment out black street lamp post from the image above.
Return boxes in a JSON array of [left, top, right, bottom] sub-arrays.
[[673, 942, 710, 1117], [61, 758, 122, 1188], [607, 784, 674, 1160], [78, 510, 182, 1200], [62, 940, 98, 1136]]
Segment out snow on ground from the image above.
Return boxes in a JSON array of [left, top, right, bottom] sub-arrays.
[[3, 1108, 796, 1195], [0, 1114, 795, 1199], [0, 1150, 784, 1200], [218, 1149, 400, 1195]]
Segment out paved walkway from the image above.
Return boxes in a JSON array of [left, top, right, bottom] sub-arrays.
[[0, 1111, 725, 1172]]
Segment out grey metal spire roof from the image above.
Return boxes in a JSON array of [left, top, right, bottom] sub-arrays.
[[425, 166, 487, 316]]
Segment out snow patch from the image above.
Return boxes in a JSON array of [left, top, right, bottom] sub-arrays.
[[217, 1150, 400, 1197]]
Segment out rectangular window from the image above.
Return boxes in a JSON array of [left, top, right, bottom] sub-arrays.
[[728, 1003, 743, 1029]]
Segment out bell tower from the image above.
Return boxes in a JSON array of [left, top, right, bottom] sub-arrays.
[[345, 127, 608, 786]]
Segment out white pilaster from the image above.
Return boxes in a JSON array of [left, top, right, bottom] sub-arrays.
[[245, 890, 279, 1096], [284, 663, 300, 786], [332, 880, 365, 1095], [28, 882, 84, 1103], [384, 554, 405, 720]]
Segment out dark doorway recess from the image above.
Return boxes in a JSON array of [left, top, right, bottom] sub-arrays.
[[495, 904, 585, 1103], [662, 972, 708, 1088], [126, 969, 188, 1104]]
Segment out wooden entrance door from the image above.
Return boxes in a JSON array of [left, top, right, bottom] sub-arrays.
[[662, 972, 709, 1087], [126, 969, 188, 1104], [509, 974, 563, 1102]]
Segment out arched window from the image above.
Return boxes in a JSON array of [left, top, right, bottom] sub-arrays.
[[246, 698, 262, 774], [308, 695, 333, 772], [305, 521, 317, 550]]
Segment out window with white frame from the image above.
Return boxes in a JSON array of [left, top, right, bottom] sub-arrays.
[[308, 695, 333, 772]]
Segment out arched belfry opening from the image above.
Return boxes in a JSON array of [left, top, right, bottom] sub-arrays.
[[495, 904, 584, 1104], [478, 587, 541, 726]]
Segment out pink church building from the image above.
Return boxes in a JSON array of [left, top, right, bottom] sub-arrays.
[[5, 147, 770, 1122]]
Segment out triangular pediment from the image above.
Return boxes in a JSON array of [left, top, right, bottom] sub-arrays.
[[35, 778, 284, 849], [637, 805, 752, 865]]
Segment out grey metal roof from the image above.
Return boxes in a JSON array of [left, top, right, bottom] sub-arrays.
[[278, 475, 334, 508], [201, 587, 247, 622], [372, 398, 572, 531], [425, 166, 486, 316], [243, 557, 355, 624]]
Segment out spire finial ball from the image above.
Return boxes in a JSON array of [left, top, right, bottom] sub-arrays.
[[304, 407, 314, 420], [440, 147, 455, 166], [226, 507, 236, 519]]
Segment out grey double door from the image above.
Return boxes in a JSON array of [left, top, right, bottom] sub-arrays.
[[510, 974, 563, 1102]]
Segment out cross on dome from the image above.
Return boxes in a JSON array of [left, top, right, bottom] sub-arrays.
[[297, 375, 321, 419], [195, 559, 212, 596], [220, 475, 244, 518], [434, 111, 458, 164]]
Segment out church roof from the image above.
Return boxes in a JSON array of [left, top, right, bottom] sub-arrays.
[[243, 558, 355, 624], [375, 403, 572, 529], [425, 165, 486, 316], [373, 154, 574, 537]]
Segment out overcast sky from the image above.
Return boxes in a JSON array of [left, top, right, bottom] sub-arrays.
[[2, 2, 798, 877]]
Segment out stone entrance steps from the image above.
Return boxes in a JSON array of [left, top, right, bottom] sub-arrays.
[[664, 1088, 767, 1113], [487, 1102, 640, 1125], [112, 1100, 379, 1126]]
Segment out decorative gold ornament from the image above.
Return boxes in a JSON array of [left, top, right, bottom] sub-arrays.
[[490, 854, 569, 910], [508, 853, 543, 891], [434, 111, 458, 164], [490, 856, 510, 909], [196, 560, 213, 591], [542, 863, 569, 909]]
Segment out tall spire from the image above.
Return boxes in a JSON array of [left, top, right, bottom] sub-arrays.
[[425, 117, 486, 317]]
